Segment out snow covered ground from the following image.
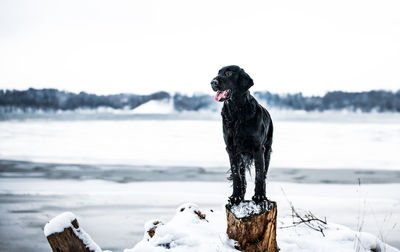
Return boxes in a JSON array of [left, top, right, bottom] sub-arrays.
[[1, 179, 399, 251], [126, 202, 399, 252], [46, 203, 399, 252]]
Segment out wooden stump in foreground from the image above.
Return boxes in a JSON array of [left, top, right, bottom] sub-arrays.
[[44, 212, 101, 252], [226, 200, 278, 252]]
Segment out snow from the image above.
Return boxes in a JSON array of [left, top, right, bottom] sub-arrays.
[[125, 203, 400, 252], [44, 212, 102, 252], [277, 218, 398, 252], [144, 220, 164, 240], [124, 203, 237, 252], [132, 99, 174, 114], [1, 179, 399, 250], [44, 211, 76, 236], [230, 200, 265, 219], [74, 225, 103, 252], [2, 179, 400, 249]]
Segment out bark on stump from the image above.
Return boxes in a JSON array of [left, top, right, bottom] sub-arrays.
[[226, 200, 278, 252], [46, 218, 96, 252]]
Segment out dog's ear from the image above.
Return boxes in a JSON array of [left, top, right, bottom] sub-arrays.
[[239, 68, 254, 90]]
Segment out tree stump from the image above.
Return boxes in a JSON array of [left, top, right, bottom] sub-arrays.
[[226, 200, 278, 252], [44, 212, 102, 252]]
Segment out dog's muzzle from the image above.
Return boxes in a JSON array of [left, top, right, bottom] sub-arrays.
[[211, 79, 219, 91]]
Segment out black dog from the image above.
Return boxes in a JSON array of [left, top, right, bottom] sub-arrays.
[[211, 65, 273, 205]]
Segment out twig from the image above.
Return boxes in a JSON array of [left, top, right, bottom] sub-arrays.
[[280, 187, 327, 237]]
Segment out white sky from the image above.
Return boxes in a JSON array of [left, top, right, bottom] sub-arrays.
[[0, 0, 399, 95]]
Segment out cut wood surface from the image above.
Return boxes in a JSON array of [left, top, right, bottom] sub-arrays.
[[226, 200, 278, 252]]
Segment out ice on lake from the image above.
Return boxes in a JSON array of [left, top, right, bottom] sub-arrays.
[[0, 110, 399, 170]]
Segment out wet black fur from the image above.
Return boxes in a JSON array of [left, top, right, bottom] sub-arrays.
[[211, 65, 273, 205]]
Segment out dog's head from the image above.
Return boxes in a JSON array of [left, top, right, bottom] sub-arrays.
[[210, 65, 253, 102]]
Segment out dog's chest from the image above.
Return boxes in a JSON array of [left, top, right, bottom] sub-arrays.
[[222, 106, 260, 151]]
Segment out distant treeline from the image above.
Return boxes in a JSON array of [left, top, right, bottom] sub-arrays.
[[0, 88, 170, 111], [1, 88, 399, 113], [173, 93, 214, 112], [254, 90, 400, 112]]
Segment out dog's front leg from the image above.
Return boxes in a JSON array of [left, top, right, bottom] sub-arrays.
[[228, 152, 243, 205], [252, 148, 267, 203]]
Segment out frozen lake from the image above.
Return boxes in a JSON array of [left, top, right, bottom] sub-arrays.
[[1, 111, 399, 170], [0, 110, 399, 251]]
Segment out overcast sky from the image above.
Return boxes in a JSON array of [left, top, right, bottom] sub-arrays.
[[0, 0, 399, 95]]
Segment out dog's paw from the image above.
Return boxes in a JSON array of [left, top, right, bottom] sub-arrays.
[[228, 195, 243, 205], [252, 194, 267, 204]]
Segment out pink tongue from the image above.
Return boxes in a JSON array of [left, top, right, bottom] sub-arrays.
[[215, 90, 228, 101]]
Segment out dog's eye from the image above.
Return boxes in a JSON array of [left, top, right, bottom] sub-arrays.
[[225, 71, 232, 77]]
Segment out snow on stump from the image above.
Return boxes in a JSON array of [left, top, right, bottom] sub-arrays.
[[226, 200, 278, 252], [44, 212, 102, 252]]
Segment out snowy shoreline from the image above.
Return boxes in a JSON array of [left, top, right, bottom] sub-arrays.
[[1, 179, 399, 251]]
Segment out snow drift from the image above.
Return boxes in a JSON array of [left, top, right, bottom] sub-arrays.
[[125, 203, 399, 252]]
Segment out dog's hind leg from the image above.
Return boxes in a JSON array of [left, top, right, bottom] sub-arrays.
[[264, 121, 273, 178], [252, 148, 267, 203], [256, 121, 273, 202], [263, 145, 272, 179]]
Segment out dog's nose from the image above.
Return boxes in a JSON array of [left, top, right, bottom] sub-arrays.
[[211, 79, 219, 91]]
